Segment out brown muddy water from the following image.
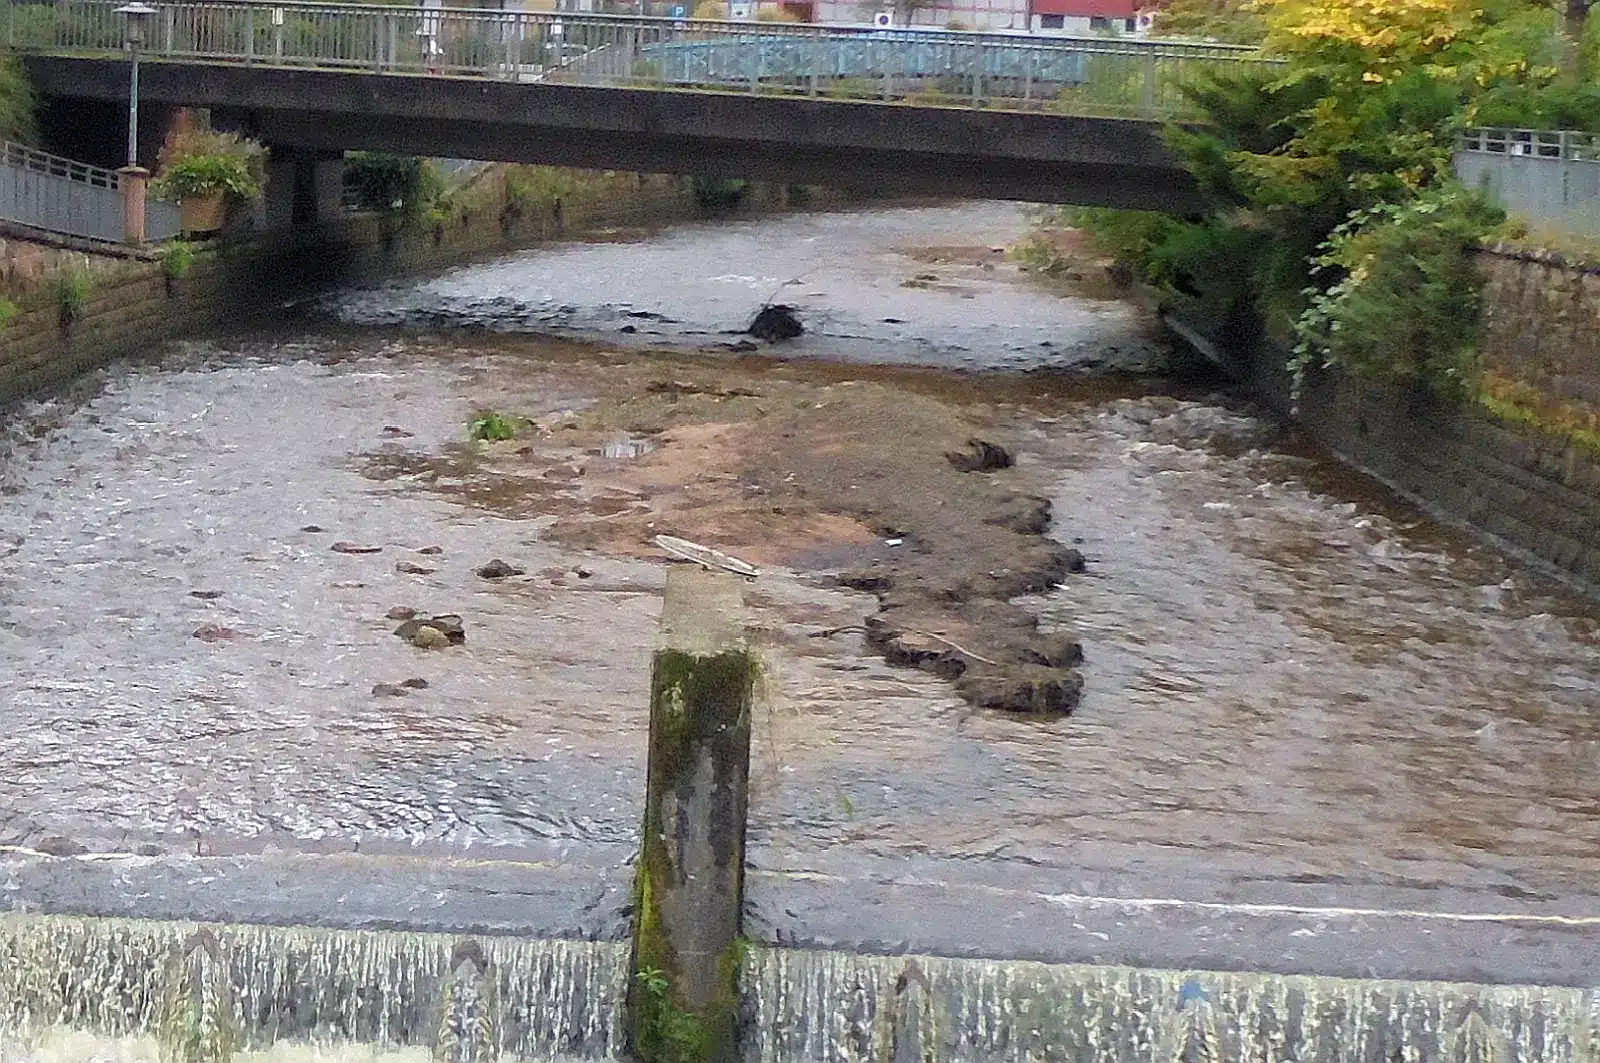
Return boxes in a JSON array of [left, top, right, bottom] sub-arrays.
[[0, 202, 1597, 974]]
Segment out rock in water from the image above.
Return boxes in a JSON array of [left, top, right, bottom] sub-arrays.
[[946, 439, 1014, 472], [748, 304, 804, 342], [956, 665, 1083, 713], [475, 559, 525, 579], [411, 626, 451, 651], [395, 614, 466, 648]]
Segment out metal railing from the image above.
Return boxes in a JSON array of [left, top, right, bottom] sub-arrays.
[[1, 0, 1276, 118], [0, 139, 182, 243], [1459, 127, 1600, 162], [1456, 127, 1600, 238]]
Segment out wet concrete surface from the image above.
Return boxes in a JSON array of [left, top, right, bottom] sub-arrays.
[[1, 202, 1597, 985]]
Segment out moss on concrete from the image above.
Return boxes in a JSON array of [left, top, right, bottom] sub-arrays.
[[628, 647, 755, 1063]]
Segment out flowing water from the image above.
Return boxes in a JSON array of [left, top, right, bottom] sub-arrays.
[[0, 200, 1597, 1059]]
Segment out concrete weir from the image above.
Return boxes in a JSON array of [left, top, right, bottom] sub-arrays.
[[0, 912, 1596, 1061]]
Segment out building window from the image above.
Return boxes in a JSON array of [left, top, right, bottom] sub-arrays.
[[1125, 17, 1136, 30], [1088, 15, 1108, 28], [1039, 13, 1064, 27]]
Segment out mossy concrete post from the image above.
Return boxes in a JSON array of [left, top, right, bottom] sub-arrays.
[[628, 566, 755, 1063]]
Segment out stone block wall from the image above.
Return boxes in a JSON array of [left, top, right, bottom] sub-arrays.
[[1477, 245, 1600, 415]]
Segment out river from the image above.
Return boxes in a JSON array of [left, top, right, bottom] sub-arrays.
[[0, 200, 1597, 1038]]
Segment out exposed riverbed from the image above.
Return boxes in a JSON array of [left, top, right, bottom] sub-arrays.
[[0, 201, 1596, 982]]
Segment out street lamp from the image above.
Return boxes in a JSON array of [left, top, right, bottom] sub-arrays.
[[116, 2, 156, 169]]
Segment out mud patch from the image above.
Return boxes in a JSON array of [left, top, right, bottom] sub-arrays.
[[355, 350, 1087, 714]]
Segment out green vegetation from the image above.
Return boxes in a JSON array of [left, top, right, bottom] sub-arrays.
[[692, 175, 749, 210], [1478, 369, 1600, 454], [1065, 0, 1599, 396], [0, 298, 16, 329], [1154, 0, 1267, 44], [152, 129, 265, 202], [159, 240, 197, 282], [345, 153, 446, 217], [503, 166, 582, 217], [54, 268, 93, 328], [0, 55, 37, 144], [467, 411, 528, 441]]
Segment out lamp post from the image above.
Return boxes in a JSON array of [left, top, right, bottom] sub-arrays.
[[115, 2, 156, 245], [116, 2, 156, 168]]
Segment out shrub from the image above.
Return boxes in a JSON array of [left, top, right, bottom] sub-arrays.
[[692, 175, 748, 210], [468, 411, 528, 442], [1291, 185, 1506, 396], [159, 240, 197, 281], [504, 166, 581, 217], [755, 5, 801, 21], [54, 267, 93, 328], [152, 129, 265, 201], [345, 153, 446, 218], [692, 0, 729, 17], [0, 55, 36, 144], [0, 298, 16, 329]]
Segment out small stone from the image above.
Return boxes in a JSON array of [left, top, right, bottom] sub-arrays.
[[394, 614, 465, 647], [372, 682, 410, 697], [396, 561, 436, 575], [417, 545, 444, 555], [188, 589, 225, 600], [575, 566, 593, 579], [332, 541, 383, 554], [192, 622, 239, 643], [386, 605, 417, 620], [410, 626, 451, 650], [381, 425, 414, 438], [301, 524, 326, 533], [476, 558, 525, 579], [35, 835, 89, 857], [400, 677, 430, 690]]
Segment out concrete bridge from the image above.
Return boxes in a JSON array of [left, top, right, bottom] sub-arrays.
[[7, 0, 1276, 215]]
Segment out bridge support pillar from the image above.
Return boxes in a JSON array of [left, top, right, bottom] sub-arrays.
[[262, 147, 344, 232]]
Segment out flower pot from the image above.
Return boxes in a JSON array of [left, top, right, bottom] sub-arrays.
[[181, 193, 227, 235]]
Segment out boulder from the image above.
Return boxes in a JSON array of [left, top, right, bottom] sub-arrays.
[[956, 665, 1083, 714], [748, 304, 804, 342]]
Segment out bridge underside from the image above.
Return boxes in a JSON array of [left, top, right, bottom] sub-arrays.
[[24, 56, 1205, 211]]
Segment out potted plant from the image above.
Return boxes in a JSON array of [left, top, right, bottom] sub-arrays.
[[152, 129, 265, 235]]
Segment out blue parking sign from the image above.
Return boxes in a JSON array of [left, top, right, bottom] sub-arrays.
[[672, 4, 686, 14]]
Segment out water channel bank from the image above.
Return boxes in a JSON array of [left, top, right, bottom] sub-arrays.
[[1163, 242, 1600, 592], [0, 201, 1597, 1058], [0, 171, 843, 407]]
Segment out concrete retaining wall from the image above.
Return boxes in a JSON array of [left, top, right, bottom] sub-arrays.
[[1167, 245, 1600, 592], [0, 172, 826, 407]]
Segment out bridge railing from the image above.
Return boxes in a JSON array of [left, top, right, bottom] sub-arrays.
[[1456, 127, 1600, 238], [1, 0, 1276, 118], [0, 139, 181, 243]]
